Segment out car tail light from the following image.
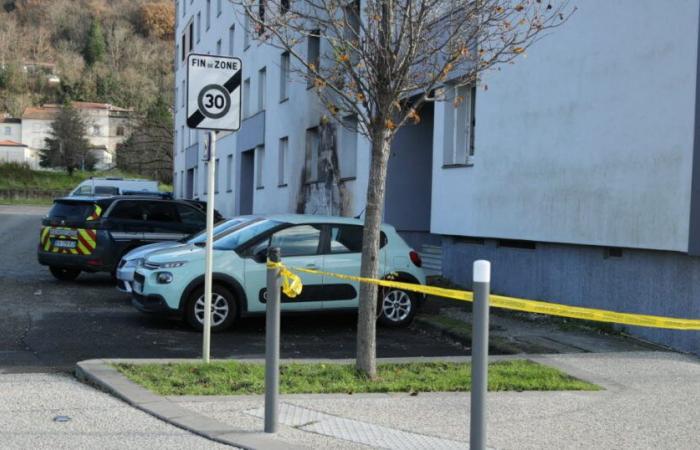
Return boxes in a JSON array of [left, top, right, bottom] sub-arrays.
[[87, 259, 102, 266], [409, 250, 422, 267]]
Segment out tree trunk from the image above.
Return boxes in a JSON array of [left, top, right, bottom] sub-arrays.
[[356, 128, 392, 378]]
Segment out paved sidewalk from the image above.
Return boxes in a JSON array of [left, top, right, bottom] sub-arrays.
[[0, 372, 230, 449], [79, 351, 700, 449]]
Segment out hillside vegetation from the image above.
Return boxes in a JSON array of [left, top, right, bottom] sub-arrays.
[[0, 0, 175, 117]]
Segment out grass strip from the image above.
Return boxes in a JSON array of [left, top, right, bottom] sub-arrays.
[[114, 360, 599, 396]]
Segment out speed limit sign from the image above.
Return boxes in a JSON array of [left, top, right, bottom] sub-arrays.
[[187, 53, 242, 131]]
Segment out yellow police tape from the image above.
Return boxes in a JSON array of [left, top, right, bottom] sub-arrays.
[[266, 261, 700, 331]]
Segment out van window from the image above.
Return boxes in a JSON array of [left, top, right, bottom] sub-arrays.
[[94, 186, 119, 195]]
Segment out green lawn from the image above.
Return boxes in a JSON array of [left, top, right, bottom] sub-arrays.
[[114, 360, 599, 396]]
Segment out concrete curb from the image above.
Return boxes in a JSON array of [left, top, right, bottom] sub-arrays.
[[75, 359, 308, 450]]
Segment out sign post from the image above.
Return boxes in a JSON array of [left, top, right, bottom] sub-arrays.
[[186, 54, 242, 363]]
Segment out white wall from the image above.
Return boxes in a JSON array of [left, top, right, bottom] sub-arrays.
[[0, 145, 38, 168], [1, 122, 21, 143], [431, 0, 699, 252]]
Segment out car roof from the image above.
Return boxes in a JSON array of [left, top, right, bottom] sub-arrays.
[[265, 213, 393, 230], [54, 195, 186, 204]]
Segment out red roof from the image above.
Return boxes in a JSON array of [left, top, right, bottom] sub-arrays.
[[0, 140, 27, 147]]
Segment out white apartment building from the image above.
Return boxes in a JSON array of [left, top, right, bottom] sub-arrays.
[[174, 0, 700, 355]]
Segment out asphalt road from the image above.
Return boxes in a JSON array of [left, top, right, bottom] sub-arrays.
[[0, 206, 463, 373]]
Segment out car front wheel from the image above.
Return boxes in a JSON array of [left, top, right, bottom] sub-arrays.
[[185, 285, 237, 332], [378, 288, 417, 327], [49, 266, 81, 281]]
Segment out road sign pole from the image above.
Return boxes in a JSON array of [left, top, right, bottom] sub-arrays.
[[470, 260, 491, 450], [265, 247, 282, 433], [202, 131, 217, 364]]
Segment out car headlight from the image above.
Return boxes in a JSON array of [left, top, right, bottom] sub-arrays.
[[159, 261, 187, 269], [126, 258, 143, 268], [156, 272, 174, 284]]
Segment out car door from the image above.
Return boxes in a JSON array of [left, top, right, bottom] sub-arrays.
[[243, 224, 325, 312], [320, 224, 388, 310], [106, 200, 150, 242]]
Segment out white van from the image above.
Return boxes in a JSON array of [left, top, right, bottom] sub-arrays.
[[69, 178, 160, 197]]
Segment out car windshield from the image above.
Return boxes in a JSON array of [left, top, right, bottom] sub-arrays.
[[213, 219, 282, 251], [187, 217, 255, 244]]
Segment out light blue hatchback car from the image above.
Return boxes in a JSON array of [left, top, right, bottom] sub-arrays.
[[131, 214, 426, 331]]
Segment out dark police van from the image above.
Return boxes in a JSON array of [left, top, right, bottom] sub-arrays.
[[38, 196, 216, 281]]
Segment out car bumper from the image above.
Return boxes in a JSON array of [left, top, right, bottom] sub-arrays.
[[37, 250, 112, 273], [131, 292, 178, 315], [116, 265, 136, 292]]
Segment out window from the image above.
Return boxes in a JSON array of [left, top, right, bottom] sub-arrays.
[[258, 67, 266, 111], [196, 12, 201, 43], [145, 202, 179, 222], [271, 225, 322, 257], [329, 225, 363, 253], [278, 137, 288, 186], [180, 170, 185, 198], [258, 0, 266, 36], [189, 22, 194, 51], [206, 0, 211, 30], [110, 201, 146, 221], [244, 14, 251, 48], [228, 25, 235, 56], [216, 39, 222, 54], [344, 0, 360, 65], [4, 126, 11, 135], [177, 204, 205, 228], [183, 0, 186, 17], [280, 0, 290, 15], [215, 158, 220, 193], [339, 115, 357, 179], [217, 0, 222, 16], [181, 34, 186, 60], [116, 126, 125, 137], [255, 145, 265, 188], [307, 31, 320, 88], [203, 162, 208, 194], [193, 166, 198, 195], [243, 78, 251, 117], [443, 84, 476, 166], [92, 125, 101, 136], [304, 127, 320, 182], [226, 154, 233, 191], [280, 52, 290, 101], [181, 79, 186, 107]]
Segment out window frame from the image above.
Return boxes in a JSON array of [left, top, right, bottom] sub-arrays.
[[442, 84, 476, 168], [279, 51, 290, 102], [278, 136, 288, 187]]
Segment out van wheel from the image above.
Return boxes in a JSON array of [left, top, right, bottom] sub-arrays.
[[378, 288, 417, 327], [185, 285, 237, 332], [49, 266, 81, 281]]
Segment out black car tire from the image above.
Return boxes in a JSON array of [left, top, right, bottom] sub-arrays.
[[185, 284, 237, 332], [49, 266, 81, 281], [377, 287, 417, 328]]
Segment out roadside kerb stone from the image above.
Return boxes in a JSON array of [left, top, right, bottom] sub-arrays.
[[76, 359, 308, 450]]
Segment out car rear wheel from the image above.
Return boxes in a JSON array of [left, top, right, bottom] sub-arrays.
[[185, 285, 237, 332], [378, 288, 416, 327], [49, 266, 81, 281]]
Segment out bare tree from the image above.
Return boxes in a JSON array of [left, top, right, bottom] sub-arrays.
[[231, 0, 572, 377]]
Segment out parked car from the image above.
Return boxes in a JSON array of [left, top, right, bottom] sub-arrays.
[[116, 216, 256, 293], [38, 196, 213, 281], [131, 214, 425, 331], [69, 177, 159, 197]]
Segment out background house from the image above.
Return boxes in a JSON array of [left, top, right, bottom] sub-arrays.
[[173, 0, 699, 354], [20, 102, 131, 170], [0, 140, 38, 168]]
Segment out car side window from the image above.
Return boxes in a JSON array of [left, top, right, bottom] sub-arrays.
[[109, 201, 146, 221], [176, 204, 206, 228], [329, 225, 364, 254], [261, 225, 322, 258], [328, 225, 388, 254], [145, 202, 179, 223]]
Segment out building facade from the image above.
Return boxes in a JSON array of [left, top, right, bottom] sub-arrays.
[[21, 102, 130, 170], [173, 0, 700, 354]]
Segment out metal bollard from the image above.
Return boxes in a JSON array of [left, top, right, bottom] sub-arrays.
[[470, 260, 491, 450], [264, 247, 281, 433]]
